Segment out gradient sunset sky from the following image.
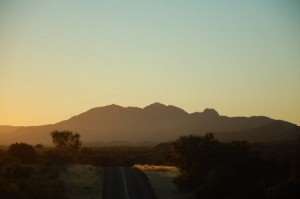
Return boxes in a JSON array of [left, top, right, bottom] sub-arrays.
[[0, 0, 300, 126]]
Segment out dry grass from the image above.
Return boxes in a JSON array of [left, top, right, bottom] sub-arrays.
[[133, 164, 179, 173], [61, 165, 103, 199]]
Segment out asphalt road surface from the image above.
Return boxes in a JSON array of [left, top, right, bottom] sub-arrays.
[[103, 167, 157, 199]]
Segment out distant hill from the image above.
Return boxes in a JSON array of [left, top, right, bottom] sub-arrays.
[[0, 103, 299, 145]]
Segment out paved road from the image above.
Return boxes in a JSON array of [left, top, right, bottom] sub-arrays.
[[103, 167, 157, 199]]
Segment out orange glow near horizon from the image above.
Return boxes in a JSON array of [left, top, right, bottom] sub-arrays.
[[1, 1, 300, 126]]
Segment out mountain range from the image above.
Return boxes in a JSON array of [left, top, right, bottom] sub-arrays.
[[0, 103, 299, 145]]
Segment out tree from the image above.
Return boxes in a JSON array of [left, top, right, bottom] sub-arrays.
[[172, 133, 220, 189], [8, 143, 37, 163], [173, 134, 266, 199], [51, 130, 81, 151]]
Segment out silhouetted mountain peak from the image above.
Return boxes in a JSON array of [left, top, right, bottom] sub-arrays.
[[203, 108, 219, 117], [144, 103, 187, 115], [67, 104, 125, 121], [104, 104, 123, 109], [90, 104, 124, 112], [144, 102, 167, 110]]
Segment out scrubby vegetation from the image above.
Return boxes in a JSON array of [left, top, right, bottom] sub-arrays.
[[0, 147, 66, 199], [78, 146, 159, 166], [172, 133, 300, 199], [0, 130, 299, 199], [0, 130, 168, 198], [61, 165, 103, 199], [0, 130, 82, 199]]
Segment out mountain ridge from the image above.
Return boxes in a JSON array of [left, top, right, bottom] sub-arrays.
[[0, 103, 299, 145]]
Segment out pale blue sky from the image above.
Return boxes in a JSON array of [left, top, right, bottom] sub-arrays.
[[0, 0, 300, 125]]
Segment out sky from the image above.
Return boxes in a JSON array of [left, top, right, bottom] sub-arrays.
[[0, 0, 300, 126]]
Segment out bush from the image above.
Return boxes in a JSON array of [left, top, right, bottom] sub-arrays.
[[8, 143, 37, 164], [0, 163, 66, 199], [173, 134, 266, 199]]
